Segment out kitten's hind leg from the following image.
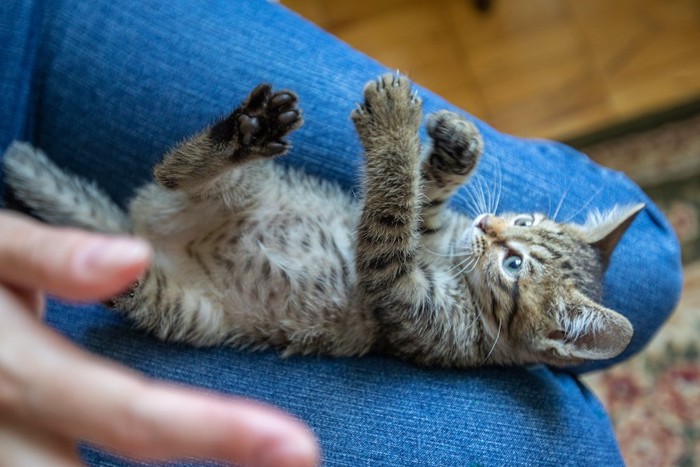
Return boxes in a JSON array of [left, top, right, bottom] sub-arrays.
[[154, 84, 302, 204], [421, 111, 483, 235]]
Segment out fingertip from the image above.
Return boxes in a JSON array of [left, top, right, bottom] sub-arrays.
[[245, 406, 320, 467], [0, 213, 152, 301], [256, 433, 321, 467], [68, 236, 152, 300], [73, 237, 152, 277], [182, 395, 320, 467]]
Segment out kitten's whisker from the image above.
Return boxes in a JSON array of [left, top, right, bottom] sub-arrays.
[[552, 185, 570, 222], [463, 184, 484, 216], [448, 256, 475, 273], [480, 174, 492, 215], [465, 315, 479, 331], [481, 318, 502, 366], [482, 164, 499, 215], [475, 174, 489, 215], [477, 177, 490, 214], [456, 260, 478, 277], [487, 171, 497, 214], [464, 176, 484, 215], [493, 159, 503, 214], [451, 256, 479, 277], [447, 255, 474, 273], [425, 245, 470, 258], [475, 174, 490, 214], [458, 185, 485, 217], [561, 186, 604, 224], [447, 235, 475, 258], [452, 190, 480, 218], [447, 247, 473, 261], [485, 169, 498, 215]]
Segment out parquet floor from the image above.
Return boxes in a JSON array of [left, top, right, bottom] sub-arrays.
[[283, 0, 700, 140]]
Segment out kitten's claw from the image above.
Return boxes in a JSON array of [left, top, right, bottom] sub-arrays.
[[266, 141, 288, 155]]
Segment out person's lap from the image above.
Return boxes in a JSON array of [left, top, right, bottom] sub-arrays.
[[1, 0, 683, 464], [48, 300, 623, 466]]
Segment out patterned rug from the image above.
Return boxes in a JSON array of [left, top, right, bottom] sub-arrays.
[[576, 110, 700, 466]]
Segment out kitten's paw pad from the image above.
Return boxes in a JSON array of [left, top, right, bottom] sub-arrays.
[[239, 87, 302, 157], [351, 73, 422, 136], [211, 85, 302, 159], [426, 111, 483, 175], [237, 114, 261, 145], [270, 92, 295, 110], [244, 83, 273, 113]]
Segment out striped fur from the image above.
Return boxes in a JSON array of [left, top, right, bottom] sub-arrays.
[[2, 74, 639, 368]]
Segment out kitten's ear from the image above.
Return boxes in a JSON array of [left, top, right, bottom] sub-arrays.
[[542, 293, 633, 363], [581, 203, 645, 268]]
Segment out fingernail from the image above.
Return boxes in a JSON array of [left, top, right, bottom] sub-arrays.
[[258, 439, 320, 467], [76, 238, 152, 277]]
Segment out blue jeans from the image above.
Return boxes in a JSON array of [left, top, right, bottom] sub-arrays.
[[0, 0, 682, 465]]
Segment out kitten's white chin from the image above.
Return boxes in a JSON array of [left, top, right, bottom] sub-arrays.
[[458, 227, 476, 250]]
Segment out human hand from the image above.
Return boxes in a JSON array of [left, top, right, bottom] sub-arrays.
[[0, 211, 319, 466]]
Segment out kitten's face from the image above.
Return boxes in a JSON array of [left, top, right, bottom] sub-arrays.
[[459, 206, 641, 366]]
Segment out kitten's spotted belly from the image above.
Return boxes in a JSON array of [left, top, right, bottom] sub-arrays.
[[159, 181, 378, 355]]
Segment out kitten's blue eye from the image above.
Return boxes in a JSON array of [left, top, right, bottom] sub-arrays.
[[513, 215, 534, 227], [503, 254, 523, 276]]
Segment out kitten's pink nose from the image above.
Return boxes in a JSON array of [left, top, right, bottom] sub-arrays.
[[477, 215, 505, 237]]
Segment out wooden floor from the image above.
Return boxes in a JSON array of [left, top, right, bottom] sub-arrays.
[[283, 0, 700, 140]]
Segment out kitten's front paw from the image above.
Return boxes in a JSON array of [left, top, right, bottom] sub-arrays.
[[210, 84, 303, 159], [426, 111, 483, 176], [351, 73, 422, 142]]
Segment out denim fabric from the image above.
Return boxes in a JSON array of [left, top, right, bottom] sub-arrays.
[[0, 0, 43, 151], [0, 0, 683, 464], [48, 301, 623, 467]]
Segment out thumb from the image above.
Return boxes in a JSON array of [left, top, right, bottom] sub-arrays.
[[0, 212, 151, 301]]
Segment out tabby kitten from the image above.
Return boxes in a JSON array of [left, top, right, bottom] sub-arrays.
[[3, 74, 641, 368]]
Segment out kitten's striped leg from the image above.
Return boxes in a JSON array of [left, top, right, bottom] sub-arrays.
[[352, 76, 478, 366], [421, 111, 483, 235], [153, 84, 302, 204], [352, 74, 435, 334]]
